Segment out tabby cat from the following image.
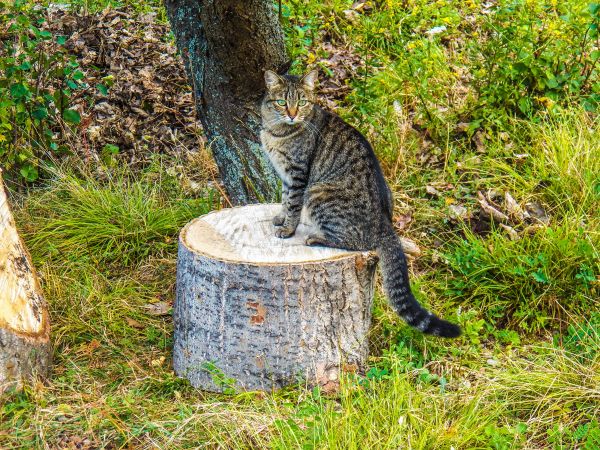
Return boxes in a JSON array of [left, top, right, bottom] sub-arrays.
[[260, 70, 461, 337]]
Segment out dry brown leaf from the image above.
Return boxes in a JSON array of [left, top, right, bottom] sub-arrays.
[[473, 130, 486, 152], [126, 317, 144, 329], [143, 301, 171, 316], [151, 355, 166, 367], [395, 212, 413, 231], [504, 192, 525, 222], [525, 201, 550, 225], [43, 6, 203, 167], [500, 223, 520, 241], [477, 191, 509, 223], [400, 237, 421, 257], [448, 204, 469, 220], [426, 185, 442, 196]]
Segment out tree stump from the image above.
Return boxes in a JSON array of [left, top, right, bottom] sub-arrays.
[[174, 204, 378, 391], [0, 171, 52, 392]]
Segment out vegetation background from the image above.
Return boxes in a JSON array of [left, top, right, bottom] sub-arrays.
[[1, 0, 599, 448]]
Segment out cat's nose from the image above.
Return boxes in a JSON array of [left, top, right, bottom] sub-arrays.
[[287, 106, 298, 119]]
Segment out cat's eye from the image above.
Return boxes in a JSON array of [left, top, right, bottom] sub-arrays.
[[276, 99, 286, 106], [298, 100, 308, 106]]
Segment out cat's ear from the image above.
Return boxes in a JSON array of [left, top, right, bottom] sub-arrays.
[[302, 69, 318, 91], [264, 70, 283, 90]]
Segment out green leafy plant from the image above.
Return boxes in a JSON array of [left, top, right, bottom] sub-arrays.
[[441, 223, 598, 332], [468, 1, 600, 127], [559, 313, 600, 362], [0, 0, 93, 182], [201, 362, 238, 395]]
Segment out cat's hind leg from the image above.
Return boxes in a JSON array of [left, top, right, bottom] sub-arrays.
[[304, 183, 365, 250]]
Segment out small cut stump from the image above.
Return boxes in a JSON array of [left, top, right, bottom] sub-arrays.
[[0, 170, 52, 392], [174, 204, 377, 391]]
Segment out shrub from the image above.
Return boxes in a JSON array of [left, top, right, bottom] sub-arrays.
[[0, 0, 89, 182], [436, 111, 599, 332], [468, 1, 600, 126], [441, 223, 598, 332]]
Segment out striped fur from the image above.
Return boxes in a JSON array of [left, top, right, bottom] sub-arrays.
[[260, 70, 460, 338]]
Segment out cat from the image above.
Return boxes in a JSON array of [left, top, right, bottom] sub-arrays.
[[260, 69, 461, 338]]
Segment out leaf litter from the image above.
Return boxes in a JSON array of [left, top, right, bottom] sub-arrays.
[[42, 6, 202, 166]]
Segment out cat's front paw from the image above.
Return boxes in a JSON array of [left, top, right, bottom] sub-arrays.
[[305, 234, 329, 247], [272, 213, 286, 226], [274, 226, 296, 239]]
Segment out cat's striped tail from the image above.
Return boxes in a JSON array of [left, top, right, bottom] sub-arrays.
[[376, 222, 461, 338]]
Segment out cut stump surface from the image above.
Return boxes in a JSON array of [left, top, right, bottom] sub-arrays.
[[173, 204, 377, 391]]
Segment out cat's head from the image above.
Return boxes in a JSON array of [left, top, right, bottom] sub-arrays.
[[263, 70, 318, 126]]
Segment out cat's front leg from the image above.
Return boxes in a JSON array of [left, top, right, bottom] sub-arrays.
[[274, 175, 305, 239], [273, 184, 289, 226]]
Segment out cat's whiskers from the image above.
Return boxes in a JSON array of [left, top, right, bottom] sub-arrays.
[[301, 120, 323, 139], [262, 117, 286, 129]]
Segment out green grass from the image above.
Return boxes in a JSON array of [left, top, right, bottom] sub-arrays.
[[1, 0, 599, 448], [426, 111, 600, 332], [23, 165, 214, 267], [1, 145, 598, 448]]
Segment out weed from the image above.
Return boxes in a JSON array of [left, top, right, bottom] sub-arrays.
[[469, 1, 600, 125]]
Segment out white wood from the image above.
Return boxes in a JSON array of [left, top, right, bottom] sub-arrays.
[[0, 170, 52, 391]]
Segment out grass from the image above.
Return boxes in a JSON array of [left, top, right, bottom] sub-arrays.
[[1, 143, 597, 447], [23, 164, 215, 267], [1, 0, 599, 448]]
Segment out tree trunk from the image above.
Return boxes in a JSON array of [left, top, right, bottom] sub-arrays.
[[173, 204, 378, 391], [164, 0, 288, 204], [0, 170, 52, 392]]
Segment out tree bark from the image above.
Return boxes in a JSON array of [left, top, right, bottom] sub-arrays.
[[173, 204, 378, 391], [164, 0, 289, 204], [0, 170, 52, 392]]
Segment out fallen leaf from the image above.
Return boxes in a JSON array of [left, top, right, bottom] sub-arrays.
[[504, 192, 525, 222], [395, 212, 413, 231], [448, 204, 469, 220], [477, 191, 509, 223], [126, 317, 144, 329], [525, 201, 550, 225], [426, 185, 442, 196], [78, 339, 101, 356], [473, 130, 486, 152], [343, 9, 360, 22], [500, 223, 520, 241], [400, 237, 421, 257], [151, 355, 166, 367], [523, 224, 545, 235], [320, 380, 340, 395], [143, 301, 171, 316]]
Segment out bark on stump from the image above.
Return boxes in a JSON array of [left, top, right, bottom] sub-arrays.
[[0, 171, 52, 392], [174, 204, 377, 391]]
